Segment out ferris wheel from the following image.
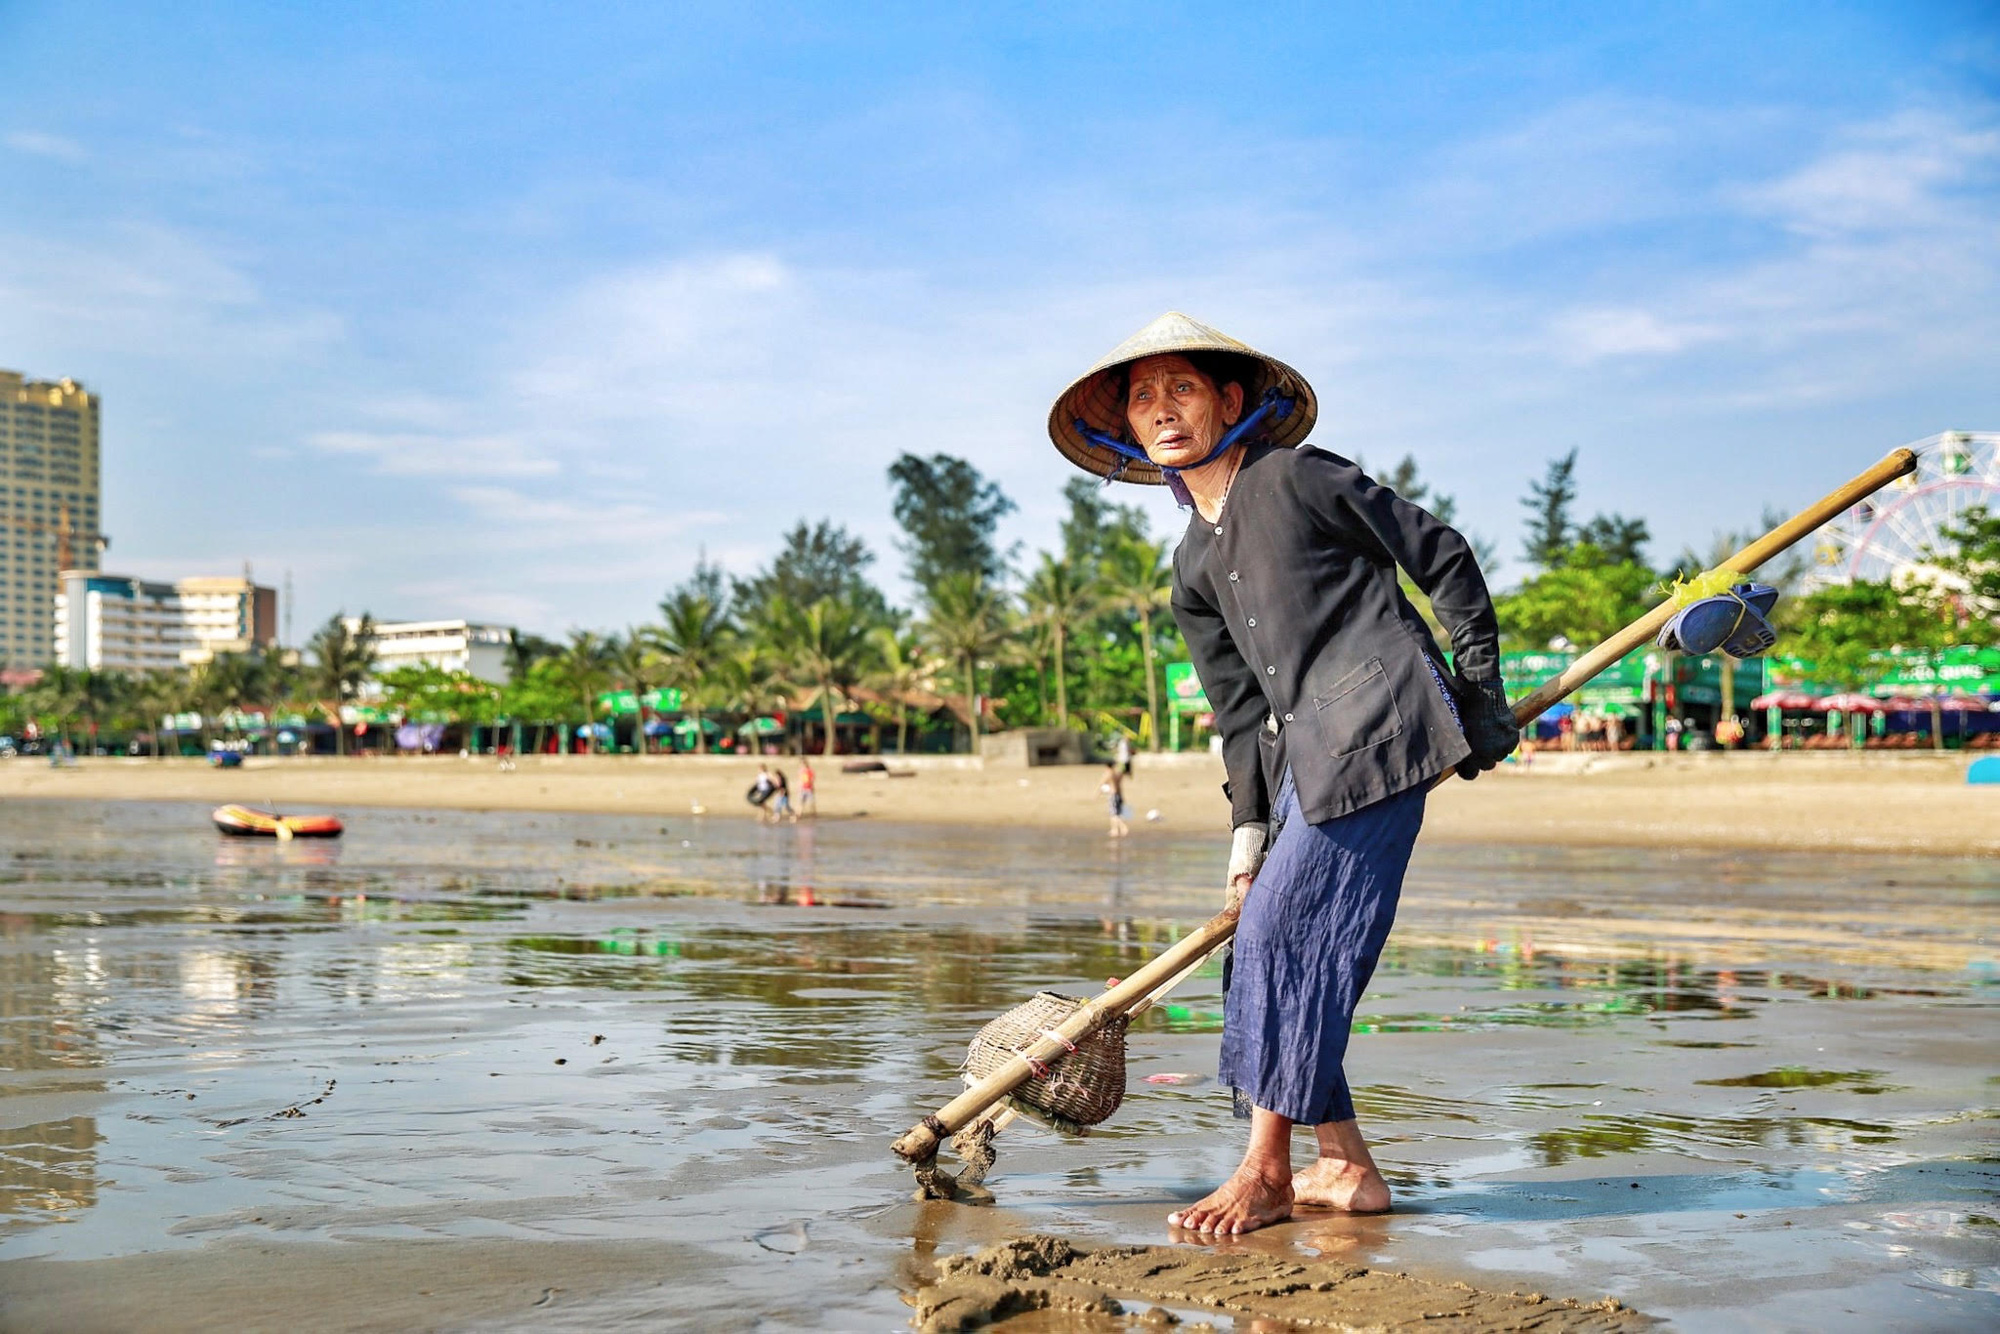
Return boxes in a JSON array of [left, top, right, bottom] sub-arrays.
[[1809, 431, 2000, 586]]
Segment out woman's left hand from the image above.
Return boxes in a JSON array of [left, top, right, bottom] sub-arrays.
[[1225, 824, 1267, 910]]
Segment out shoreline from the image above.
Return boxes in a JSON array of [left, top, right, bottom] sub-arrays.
[[1, 749, 1993, 857]]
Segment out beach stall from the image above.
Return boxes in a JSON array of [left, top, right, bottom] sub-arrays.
[[791, 703, 877, 755], [737, 714, 786, 754], [1497, 649, 1757, 749], [668, 716, 723, 752], [596, 686, 684, 752]]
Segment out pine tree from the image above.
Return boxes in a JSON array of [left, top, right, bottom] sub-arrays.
[[888, 454, 1017, 596], [1521, 450, 1578, 569]]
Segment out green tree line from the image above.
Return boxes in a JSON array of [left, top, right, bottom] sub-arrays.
[[6, 450, 1996, 753]]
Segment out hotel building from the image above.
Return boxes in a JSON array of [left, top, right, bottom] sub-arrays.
[[2, 370, 102, 667]]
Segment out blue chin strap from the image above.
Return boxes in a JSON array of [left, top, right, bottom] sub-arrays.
[[1073, 387, 1296, 488]]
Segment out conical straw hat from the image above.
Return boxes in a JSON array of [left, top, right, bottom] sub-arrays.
[[1046, 312, 1318, 485]]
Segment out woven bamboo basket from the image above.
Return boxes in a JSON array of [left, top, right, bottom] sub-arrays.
[[962, 991, 1128, 1129]]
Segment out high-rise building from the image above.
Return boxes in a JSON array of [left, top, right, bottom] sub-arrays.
[[54, 572, 277, 673], [1, 370, 102, 668]]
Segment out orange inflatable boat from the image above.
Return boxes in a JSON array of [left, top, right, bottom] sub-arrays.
[[212, 804, 345, 839]]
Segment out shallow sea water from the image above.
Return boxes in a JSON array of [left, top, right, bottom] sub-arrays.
[[0, 799, 1995, 1331]]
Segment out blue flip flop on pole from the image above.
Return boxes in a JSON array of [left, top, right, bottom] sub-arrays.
[[1657, 583, 1780, 657]]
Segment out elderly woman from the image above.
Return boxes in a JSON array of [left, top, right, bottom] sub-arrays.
[[1048, 313, 1518, 1235]]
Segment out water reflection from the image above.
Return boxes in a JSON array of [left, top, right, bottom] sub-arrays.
[[1531, 1110, 1902, 1166], [0, 921, 106, 1074], [0, 797, 1993, 1330], [0, 1117, 98, 1228]]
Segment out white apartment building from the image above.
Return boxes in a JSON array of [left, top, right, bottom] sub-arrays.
[[54, 572, 277, 672], [347, 618, 512, 685]]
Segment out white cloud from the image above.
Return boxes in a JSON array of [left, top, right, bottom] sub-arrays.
[[0, 223, 342, 366], [310, 430, 559, 478], [446, 484, 728, 550], [1740, 109, 2000, 237], [1547, 308, 1724, 361], [4, 130, 86, 162]]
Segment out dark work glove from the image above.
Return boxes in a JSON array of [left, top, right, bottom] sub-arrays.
[[1456, 678, 1519, 779]]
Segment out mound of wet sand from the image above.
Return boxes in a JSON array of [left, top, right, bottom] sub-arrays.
[[910, 1235, 1648, 1332]]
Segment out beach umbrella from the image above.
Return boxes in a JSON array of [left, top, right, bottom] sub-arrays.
[[1876, 695, 1925, 711], [1936, 692, 1990, 712], [1749, 690, 1816, 710], [1811, 692, 1884, 713]]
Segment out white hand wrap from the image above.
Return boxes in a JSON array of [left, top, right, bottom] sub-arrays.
[[1227, 823, 1268, 885]]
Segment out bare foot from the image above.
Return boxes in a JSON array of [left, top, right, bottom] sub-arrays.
[[1167, 1164, 1293, 1235], [1290, 1157, 1391, 1213]]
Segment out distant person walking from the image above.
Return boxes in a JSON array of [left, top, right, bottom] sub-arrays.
[[1102, 763, 1131, 838], [748, 763, 776, 814], [767, 767, 795, 824], [798, 759, 817, 817], [1114, 734, 1134, 777]]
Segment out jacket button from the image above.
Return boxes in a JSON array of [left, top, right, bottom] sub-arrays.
[[1228, 571, 1239, 582], [1266, 665, 1276, 675], [1283, 712, 1294, 722], [1213, 525, 1223, 535], [1246, 617, 1256, 627]]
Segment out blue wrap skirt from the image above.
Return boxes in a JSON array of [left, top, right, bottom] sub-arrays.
[[1217, 768, 1426, 1125]]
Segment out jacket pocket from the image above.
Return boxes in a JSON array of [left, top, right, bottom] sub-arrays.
[[1312, 657, 1404, 758]]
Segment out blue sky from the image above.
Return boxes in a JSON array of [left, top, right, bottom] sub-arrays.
[[2, 1, 1996, 639]]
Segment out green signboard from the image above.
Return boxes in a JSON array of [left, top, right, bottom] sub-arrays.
[[1164, 661, 1210, 713], [597, 687, 685, 716], [1869, 645, 2000, 696], [1768, 645, 2000, 697], [1498, 649, 1764, 713]]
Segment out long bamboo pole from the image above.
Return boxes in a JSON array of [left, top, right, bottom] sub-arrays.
[[892, 447, 1916, 1166], [1499, 448, 1915, 726]]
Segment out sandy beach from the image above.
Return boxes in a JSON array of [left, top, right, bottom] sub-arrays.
[[2, 748, 1994, 857]]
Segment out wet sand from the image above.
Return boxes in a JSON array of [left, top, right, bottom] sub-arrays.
[[912, 1234, 1645, 1331], [0, 800, 1994, 1330], [2, 748, 1996, 856]]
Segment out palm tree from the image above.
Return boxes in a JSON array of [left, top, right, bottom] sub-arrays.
[[136, 669, 192, 758], [557, 631, 615, 753], [504, 628, 561, 681], [709, 643, 784, 754], [867, 625, 927, 755], [920, 572, 1012, 753], [651, 583, 735, 753], [23, 665, 89, 749], [189, 658, 238, 751], [1100, 535, 1173, 750], [606, 631, 666, 754], [79, 669, 131, 752], [1022, 553, 1099, 729], [306, 612, 378, 756], [768, 594, 877, 756]]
